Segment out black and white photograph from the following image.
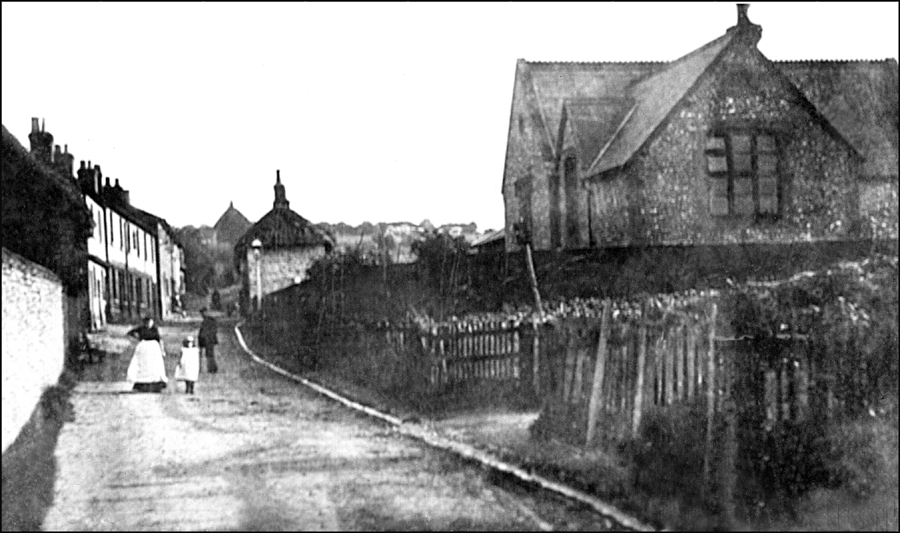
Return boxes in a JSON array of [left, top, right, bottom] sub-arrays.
[[2, 2, 898, 530]]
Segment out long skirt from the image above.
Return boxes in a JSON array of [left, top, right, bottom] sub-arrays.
[[127, 340, 168, 392]]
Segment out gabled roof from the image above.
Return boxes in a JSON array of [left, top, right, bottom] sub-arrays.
[[589, 31, 735, 175], [779, 59, 899, 178], [527, 61, 665, 158], [560, 98, 634, 167], [509, 12, 898, 183], [213, 201, 252, 244]]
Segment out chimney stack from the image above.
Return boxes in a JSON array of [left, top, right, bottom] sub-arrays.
[[737, 4, 750, 26], [28, 117, 53, 164], [273, 169, 289, 209], [77, 160, 90, 194], [731, 3, 761, 46]]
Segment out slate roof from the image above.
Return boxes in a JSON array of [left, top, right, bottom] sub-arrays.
[[590, 32, 734, 174], [512, 17, 898, 182], [779, 60, 899, 178], [524, 61, 664, 160], [560, 98, 634, 167]]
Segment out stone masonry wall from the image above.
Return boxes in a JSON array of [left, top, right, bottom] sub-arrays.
[[503, 64, 557, 252], [589, 44, 860, 247], [2, 248, 65, 453], [246, 246, 328, 303], [860, 179, 899, 240]]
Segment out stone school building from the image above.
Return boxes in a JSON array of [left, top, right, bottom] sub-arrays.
[[502, 4, 898, 258]]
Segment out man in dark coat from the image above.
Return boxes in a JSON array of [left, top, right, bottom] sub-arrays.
[[198, 308, 219, 373]]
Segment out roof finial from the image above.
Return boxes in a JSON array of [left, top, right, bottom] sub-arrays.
[[276, 169, 281, 184]]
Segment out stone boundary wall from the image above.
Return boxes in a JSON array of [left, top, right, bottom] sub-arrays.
[[2, 247, 65, 453]]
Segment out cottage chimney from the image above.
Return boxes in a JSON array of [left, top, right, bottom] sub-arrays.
[[28, 117, 53, 164], [77, 160, 91, 194], [737, 4, 750, 26], [730, 3, 762, 46], [273, 169, 290, 210]]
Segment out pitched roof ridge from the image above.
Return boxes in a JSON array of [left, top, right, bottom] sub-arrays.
[[526, 60, 669, 66], [775, 58, 897, 64], [564, 96, 631, 104], [653, 31, 732, 72]]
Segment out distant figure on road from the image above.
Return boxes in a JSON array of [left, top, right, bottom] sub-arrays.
[[174, 335, 200, 394], [198, 308, 219, 374], [126, 317, 168, 393]]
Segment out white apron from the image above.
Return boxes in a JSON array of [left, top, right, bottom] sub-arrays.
[[126, 340, 168, 384], [174, 346, 201, 382]]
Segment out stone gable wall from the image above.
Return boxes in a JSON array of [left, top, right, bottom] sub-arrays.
[[589, 44, 861, 247]]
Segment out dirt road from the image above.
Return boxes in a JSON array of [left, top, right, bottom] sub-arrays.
[[42, 321, 619, 531]]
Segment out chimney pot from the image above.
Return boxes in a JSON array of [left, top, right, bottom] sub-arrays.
[[41, 118, 45, 132], [31, 118, 39, 133], [64, 144, 68, 154], [115, 178, 120, 187], [80, 160, 86, 170], [276, 169, 281, 183], [88, 160, 92, 169], [55, 144, 61, 154], [105, 177, 111, 188]]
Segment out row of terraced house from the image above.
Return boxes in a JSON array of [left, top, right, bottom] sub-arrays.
[[22, 118, 186, 329]]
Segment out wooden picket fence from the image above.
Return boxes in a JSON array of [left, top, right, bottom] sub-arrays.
[[383, 319, 530, 393], [536, 301, 719, 446]]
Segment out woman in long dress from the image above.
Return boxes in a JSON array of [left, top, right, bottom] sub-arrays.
[[126, 317, 168, 393]]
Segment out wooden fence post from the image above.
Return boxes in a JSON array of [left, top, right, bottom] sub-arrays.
[[703, 303, 716, 486], [632, 306, 649, 437], [585, 299, 611, 446], [664, 327, 674, 406], [532, 321, 541, 397], [703, 302, 718, 493]]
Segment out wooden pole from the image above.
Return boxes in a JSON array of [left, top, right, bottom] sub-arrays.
[[524, 243, 544, 398], [703, 303, 718, 493], [632, 306, 649, 437], [585, 300, 611, 446]]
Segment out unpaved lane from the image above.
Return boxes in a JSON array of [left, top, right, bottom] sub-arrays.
[[43, 323, 562, 530]]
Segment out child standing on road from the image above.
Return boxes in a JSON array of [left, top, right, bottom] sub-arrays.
[[175, 335, 200, 394]]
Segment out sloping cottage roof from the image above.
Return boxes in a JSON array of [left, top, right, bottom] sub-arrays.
[[214, 201, 252, 245], [509, 5, 898, 183], [779, 60, 899, 178], [234, 171, 334, 260], [589, 31, 735, 174]]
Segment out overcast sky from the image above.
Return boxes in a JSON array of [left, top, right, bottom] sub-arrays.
[[3, 2, 897, 231]]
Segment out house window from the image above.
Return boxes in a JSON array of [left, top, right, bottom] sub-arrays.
[[706, 131, 780, 217]]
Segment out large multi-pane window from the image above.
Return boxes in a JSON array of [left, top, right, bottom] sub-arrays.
[[706, 130, 780, 217]]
